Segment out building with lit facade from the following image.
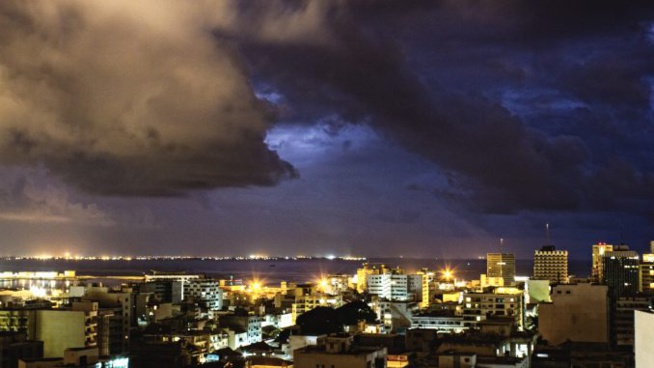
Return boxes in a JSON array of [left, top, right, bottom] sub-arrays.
[[602, 248, 640, 296], [218, 313, 262, 347], [640, 253, 654, 294], [533, 245, 568, 283], [592, 243, 614, 282], [183, 278, 223, 312], [356, 263, 390, 293], [367, 273, 425, 303], [410, 310, 465, 333], [291, 293, 342, 324], [486, 253, 516, 286], [461, 288, 524, 329]]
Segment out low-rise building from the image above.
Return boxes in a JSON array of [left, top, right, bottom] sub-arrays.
[[219, 313, 262, 346], [0, 331, 43, 368], [538, 283, 609, 346], [410, 310, 465, 333], [293, 334, 387, 368], [462, 288, 524, 329]]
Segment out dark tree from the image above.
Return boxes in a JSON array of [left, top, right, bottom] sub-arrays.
[[296, 306, 343, 335], [336, 301, 378, 325]]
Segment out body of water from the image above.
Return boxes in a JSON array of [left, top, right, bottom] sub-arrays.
[[0, 258, 591, 286]]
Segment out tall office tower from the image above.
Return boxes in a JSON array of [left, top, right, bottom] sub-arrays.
[[602, 248, 640, 296], [487, 253, 516, 286], [533, 245, 569, 283], [592, 243, 614, 282]]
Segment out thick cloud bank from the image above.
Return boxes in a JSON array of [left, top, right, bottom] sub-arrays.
[[0, 1, 294, 196], [235, 0, 654, 215], [2, 0, 654, 218]]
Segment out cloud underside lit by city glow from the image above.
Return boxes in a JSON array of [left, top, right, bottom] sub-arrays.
[[0, 0, 654, 258]]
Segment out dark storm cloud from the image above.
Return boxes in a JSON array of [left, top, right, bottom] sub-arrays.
[[2, 0, 654, 220], [229, 0, 654, 215], [0, 1, 295, 196]]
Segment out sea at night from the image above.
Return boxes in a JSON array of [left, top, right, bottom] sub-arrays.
[[0, 257, 592, 286]]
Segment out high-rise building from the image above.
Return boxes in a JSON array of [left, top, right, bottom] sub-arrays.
[[486, 253, 516, 286], [592, 243, 614, 282], [602, 248, 639, 296], [533, 245, 568, 283]]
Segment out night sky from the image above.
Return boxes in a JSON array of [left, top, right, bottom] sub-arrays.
[[1, 0, 654, 259]]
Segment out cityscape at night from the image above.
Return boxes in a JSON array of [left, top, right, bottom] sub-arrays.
[[2, 0, 654, 367]]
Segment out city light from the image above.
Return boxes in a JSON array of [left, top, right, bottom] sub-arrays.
[[440, 266, 456, 282], [250, 281, 262, 291]]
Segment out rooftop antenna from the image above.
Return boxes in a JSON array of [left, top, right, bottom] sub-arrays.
[[546, 223, 551, 246]]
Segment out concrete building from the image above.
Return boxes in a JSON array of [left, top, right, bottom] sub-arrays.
[[639, 253, 654, 294], [538, 283, 610, 346], [143, 272, 200, 284], [487, 253, 516, 286], [0, 331, 43, 368], [0, 309, 37, 336], [320, 274, 351, 296], [35, 308, 97, 358], [635, 310, 654, 368], [410, 310, 465, 333], [18, 357, 63, 368], [0, 305, 100, 358], [438, 352, 476, 368], [602, 248, 640, 296], [356, 263, 389, 293], [219, 313, 262, 346], [368, 273, 425, 302], [613, 295, 651, 348], [138, 331, 228, 364], [416, 270, 433, 308], [525, 280, 551, 304], [83, 285, 135, 355], [139, 280, 183, 304], [462, 288, 524, 329], [293, 334, 387, 368], [592, 243, 614, 282], [533, 246, 568, 284], [376, 300, 415, 333], [62, 347, 99, 367], [367, 274, 392, 300], [435, 333, 529, 367], [183, 278, 223, 313]]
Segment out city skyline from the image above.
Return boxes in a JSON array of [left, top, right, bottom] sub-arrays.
[[1, 1, 654, 259]]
